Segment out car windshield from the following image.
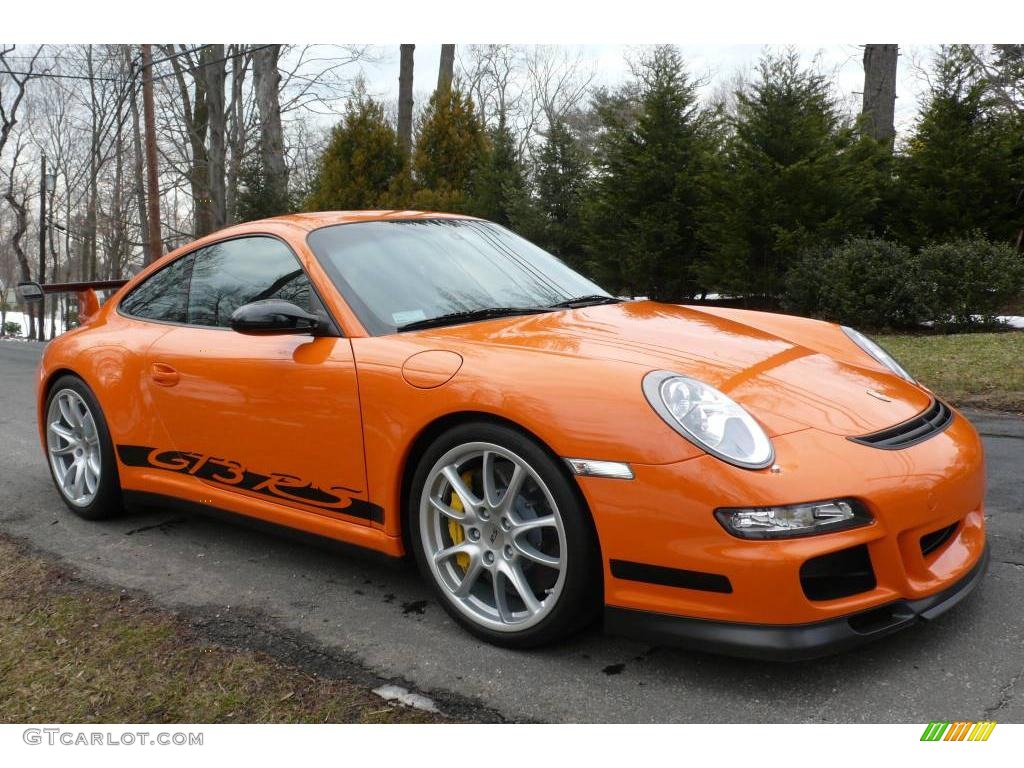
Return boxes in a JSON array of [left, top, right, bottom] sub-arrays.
[[306, 218, 612, 335]]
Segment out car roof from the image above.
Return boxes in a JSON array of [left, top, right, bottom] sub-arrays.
[[214, 210, 477, 238]]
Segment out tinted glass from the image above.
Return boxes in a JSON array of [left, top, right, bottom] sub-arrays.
[[187, 237, 312, 327], [306, 219, 609, 335], [119, 254, 194, 323]]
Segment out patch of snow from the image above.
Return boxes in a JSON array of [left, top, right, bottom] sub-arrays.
[[997, 315, 1024, 329], [372, 684, 441, 713], [920, 315, 1024, 330], [1, 310, 68, 338]]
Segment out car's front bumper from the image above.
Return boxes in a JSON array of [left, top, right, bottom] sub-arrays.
[[604, 542, 989, 660], [577, 403, 988, 657]]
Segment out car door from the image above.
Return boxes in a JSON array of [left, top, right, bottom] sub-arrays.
[[139, 235, 375, 524]]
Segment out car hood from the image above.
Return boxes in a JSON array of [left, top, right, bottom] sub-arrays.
[[415, 300, 933, 437]]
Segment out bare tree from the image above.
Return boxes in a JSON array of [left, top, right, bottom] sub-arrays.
[[398, 44, 415, 155], [225, 44, 251, 224], [3, 136, 35, 338], [525, 45, 595, 126], [252, 44, 288, 213], [204, 44, 227, 230], [1, 45, 42, 337], [164, 44, 213, 236]]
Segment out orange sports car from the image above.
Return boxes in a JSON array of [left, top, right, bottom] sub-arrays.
[[19, 211, 988, 659]]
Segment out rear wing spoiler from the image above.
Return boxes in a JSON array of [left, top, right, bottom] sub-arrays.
[[16, 279, 129, 323]]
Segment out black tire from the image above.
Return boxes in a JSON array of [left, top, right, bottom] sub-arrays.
[[408, 421, 602, 648], [43, 374, 123, 520]]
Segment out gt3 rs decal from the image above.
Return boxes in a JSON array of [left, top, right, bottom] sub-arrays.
[[116, 445, 383, 523]]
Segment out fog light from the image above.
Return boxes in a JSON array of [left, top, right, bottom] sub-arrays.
[[715, 499, 871, 540]]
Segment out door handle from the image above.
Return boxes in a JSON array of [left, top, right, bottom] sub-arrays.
[[150, 362, 180, 387]]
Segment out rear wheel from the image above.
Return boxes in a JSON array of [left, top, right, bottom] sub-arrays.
[[408, 422, 601, 647], [44, 375, 123, 520]]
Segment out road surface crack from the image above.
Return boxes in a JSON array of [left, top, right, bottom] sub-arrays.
[[983, 666, 1024, 718]]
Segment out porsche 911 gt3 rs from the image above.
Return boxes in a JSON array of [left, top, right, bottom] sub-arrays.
[[19, 210, 988, 659]]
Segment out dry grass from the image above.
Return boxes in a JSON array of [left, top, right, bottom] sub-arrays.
[[877, 330, 1024, 413], [0, 535, 446, 723]]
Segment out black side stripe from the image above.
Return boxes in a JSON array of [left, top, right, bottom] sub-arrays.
[[611, 559, 733, 594], [116, 444, 383, 523]]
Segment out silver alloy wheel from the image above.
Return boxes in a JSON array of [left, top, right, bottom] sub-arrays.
[[46, 388, 102, 508], [420, 442, 568, 632]]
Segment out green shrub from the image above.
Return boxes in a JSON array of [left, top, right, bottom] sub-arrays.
[[784, 237, 929, 330], [917, 236, 1024, 329], [2, 321, 22, 336]]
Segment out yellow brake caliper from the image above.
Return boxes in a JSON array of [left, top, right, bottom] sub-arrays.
[[447, 471, 473, 572]]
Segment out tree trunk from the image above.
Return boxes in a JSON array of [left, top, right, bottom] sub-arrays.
[[86, 45, 100, 281], [438, 44, 455, 93], [48, 190, 59, 338], [862, 44, 899, 147], [167, 46, 212, 236], [226, 45, 249, 225], [205, 44, 228, 230], [398, 44, 415, 155], [129, 62, 151, 265], [141, 44, 163, 263], [4, 191, 34, 339], [252, 44, 288, 213]]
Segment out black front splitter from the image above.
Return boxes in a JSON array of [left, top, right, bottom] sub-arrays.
[[604, 543, 990, 661]]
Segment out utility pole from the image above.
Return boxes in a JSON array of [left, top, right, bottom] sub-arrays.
[[38, 153, 47, 340], [141, 44, 163, 263]]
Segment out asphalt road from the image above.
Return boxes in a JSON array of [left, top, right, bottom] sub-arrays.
[[1, 339, 1022, 723]]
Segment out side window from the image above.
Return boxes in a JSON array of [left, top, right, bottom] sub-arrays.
[[187, 236, 312, 328], [119, 254, 194, 323]]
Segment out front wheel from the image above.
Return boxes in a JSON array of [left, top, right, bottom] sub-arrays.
[[408, 422, 601, 648], [44, 375, 123, 520]]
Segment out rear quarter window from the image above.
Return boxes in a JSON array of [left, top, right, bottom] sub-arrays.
[[118, 255, 194, 323]]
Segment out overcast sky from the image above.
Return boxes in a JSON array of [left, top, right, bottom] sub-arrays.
[[351, 44, 933, 138]]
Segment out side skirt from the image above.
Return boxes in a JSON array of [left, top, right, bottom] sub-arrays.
[[122, 490, 408, 569]]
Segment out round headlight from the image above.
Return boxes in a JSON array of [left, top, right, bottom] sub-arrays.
[[642, 371, 774, 469], [841, 326, 915, 383]]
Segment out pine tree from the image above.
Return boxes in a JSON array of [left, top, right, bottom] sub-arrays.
[[514, 120, 590, 269], [709, 49, 884, 298], [411, 87, 488, 213], [585, 46, 714, 300], [472, 119, 526, 226], [897, 45, 1024, 248], [235, 155, 290, 222], [306, 85, 404, 211]]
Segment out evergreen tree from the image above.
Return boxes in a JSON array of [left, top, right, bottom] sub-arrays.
[[708, 50, 884, 298], [411, 87, 488, 213], [306, 85, 404, 211], [584, 46, 714, 300], [513, 120, 590, 269], [472, 119, 527, 226], [897, 45, 1024, 248], [235, 156, 291, 222]]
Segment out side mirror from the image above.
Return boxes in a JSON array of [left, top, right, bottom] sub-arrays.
[[16, 281, 44, 302], [230, 299, 323, 336]]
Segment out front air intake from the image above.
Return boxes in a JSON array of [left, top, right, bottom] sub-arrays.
[[800, 545, 877, 601], [849, 399, 954, 450], [920, 522, 959, 558]]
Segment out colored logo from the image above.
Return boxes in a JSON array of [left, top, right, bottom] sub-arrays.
[[921, 721, 996, 741]]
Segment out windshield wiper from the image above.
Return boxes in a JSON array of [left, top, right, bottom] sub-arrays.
[[396, 306, 551, 332], [547, 294, 622, 309]]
